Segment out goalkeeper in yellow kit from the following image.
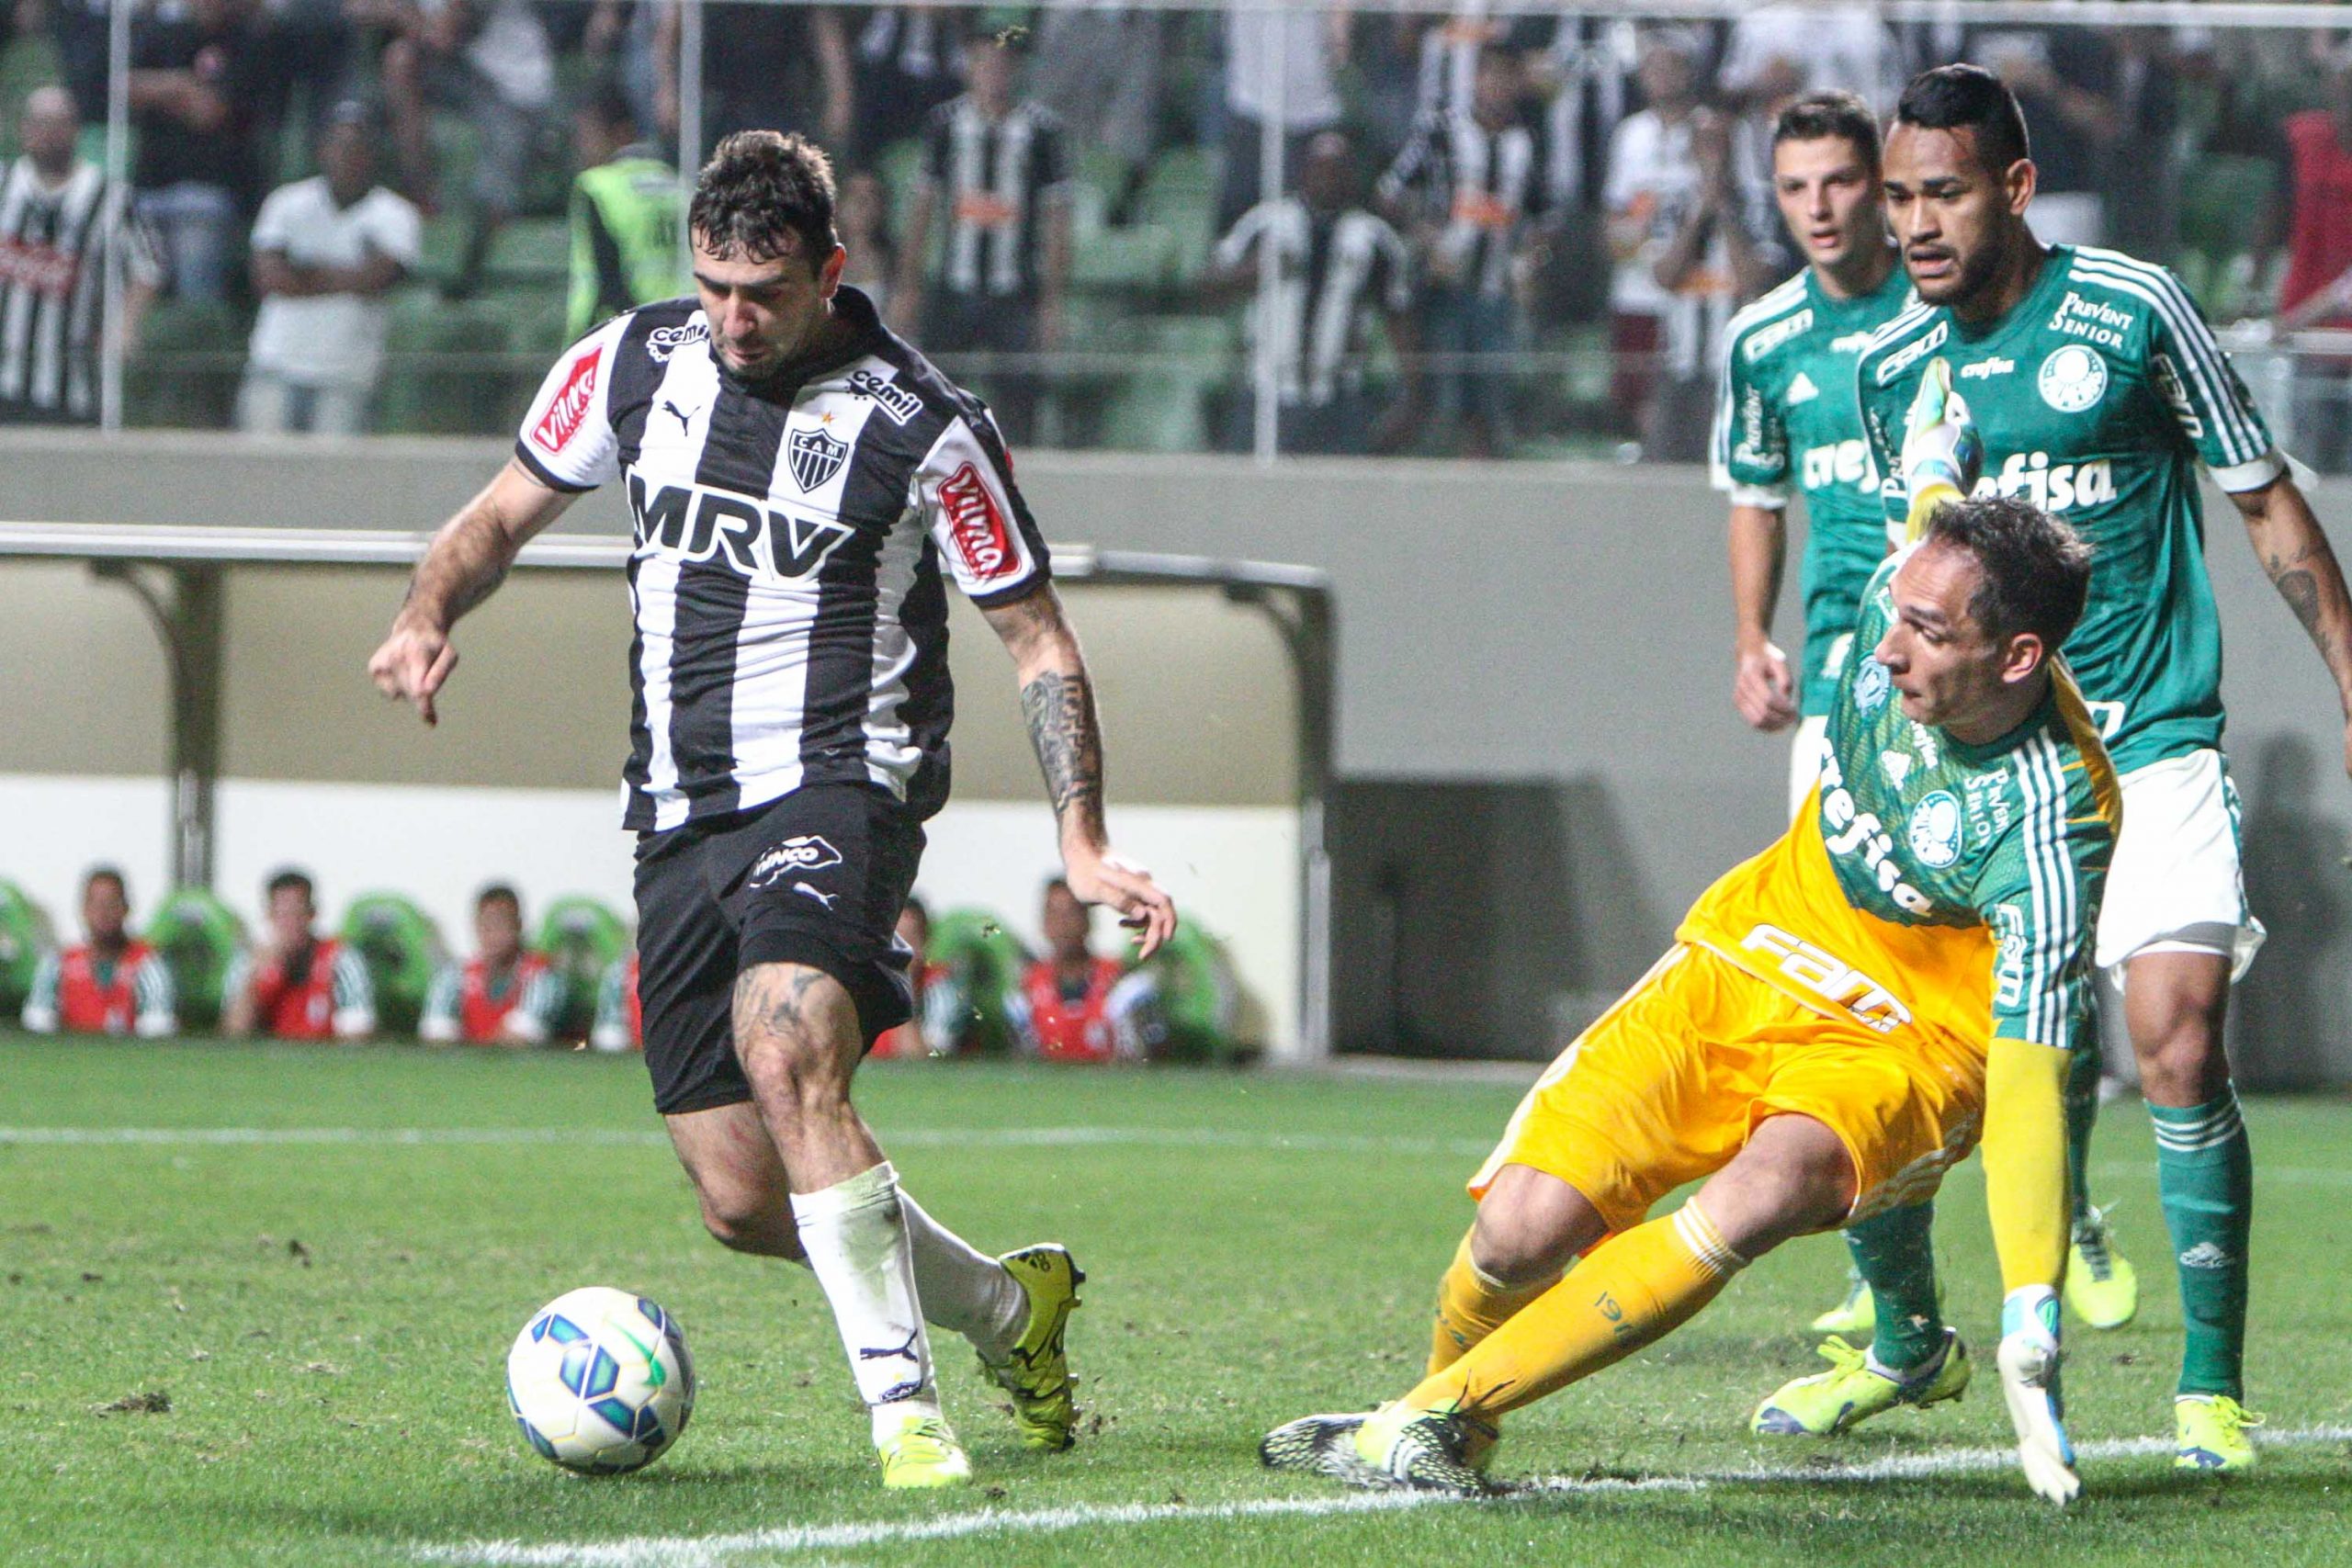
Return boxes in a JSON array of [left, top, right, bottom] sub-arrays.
[[1263, 447, 2109, 1504]]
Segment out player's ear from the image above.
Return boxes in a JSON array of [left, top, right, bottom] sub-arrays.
[[2003, 157, 2037, 219], [2000, 630, 2048, 686], [818, 243, 847, 299]]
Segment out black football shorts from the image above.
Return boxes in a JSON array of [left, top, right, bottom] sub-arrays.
[[633, 783, 923, 1115]]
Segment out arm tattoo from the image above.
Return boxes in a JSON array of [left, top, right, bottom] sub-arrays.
[[2279, 569, 2324, 639], [1019, 668, 1105, 833]]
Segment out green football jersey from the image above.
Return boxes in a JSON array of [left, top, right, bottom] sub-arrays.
[[1712, 256, 1915, 715], [1856, 244, 2285, 773], [1817, 551, 2118, 1053]]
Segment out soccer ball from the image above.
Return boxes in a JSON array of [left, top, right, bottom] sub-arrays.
[[505, 1287, 695, 1473]]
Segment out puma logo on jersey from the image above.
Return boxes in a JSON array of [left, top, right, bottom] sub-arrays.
[[661, 399, 698, 433], [1786, 370, 1819, 404], [1739, 923, 1915, 1033]]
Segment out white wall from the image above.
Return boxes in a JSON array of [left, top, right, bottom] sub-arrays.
[[0, 774, 1300, 1055]]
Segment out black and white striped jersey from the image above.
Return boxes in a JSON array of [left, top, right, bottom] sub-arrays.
[[921, 96, 1070, 299], [1213, 198, 1411, 407], [0, 156, 161, 421], [1377, 109, 1544, 301], [513, 286, 1051, 832]]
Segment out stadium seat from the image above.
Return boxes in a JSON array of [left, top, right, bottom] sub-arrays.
[[145, 887, 245, 1031], [128, 299, 245, 431], [926, 907, 1030, 1055], [532, 896, 630, 1041], [340, 893, 448, 1036], [1136, 920, 1244, 1064], [1135, 146, 1218, 281], [0, 881, 54, 1021]]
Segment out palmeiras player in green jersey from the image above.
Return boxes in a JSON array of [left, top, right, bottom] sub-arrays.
[[1712, 91, 1915, 822], [1754, 64, 2352, 1473], [1713, 89, 2136, 1367]]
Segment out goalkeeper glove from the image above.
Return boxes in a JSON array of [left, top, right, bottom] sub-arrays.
[[1900, 357, 1984, 541]]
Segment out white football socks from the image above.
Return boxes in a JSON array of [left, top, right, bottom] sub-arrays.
[[898, 1190, 1027, 1362], [789, 1160, 940, 1443]]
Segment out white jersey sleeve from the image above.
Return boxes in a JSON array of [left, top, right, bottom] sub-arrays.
[[911, 413, 1051, 605], [513, 315, 631, 492]]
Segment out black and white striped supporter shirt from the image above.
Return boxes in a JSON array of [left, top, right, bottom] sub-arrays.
[[513, 286, 1050, 832], [0, 155, 161, 422]]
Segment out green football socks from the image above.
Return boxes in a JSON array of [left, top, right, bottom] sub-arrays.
[[1849, 1200, 1943, 1373], [2150, 1090, 2252, 1400]]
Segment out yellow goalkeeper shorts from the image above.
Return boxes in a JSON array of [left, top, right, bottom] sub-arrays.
[[1470, 943, 1984, 1235]]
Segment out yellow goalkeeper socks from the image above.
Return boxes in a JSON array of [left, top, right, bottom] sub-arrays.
[[1429, 1229, 1557, 1376], [1984, 1037, 2071, 1295], [1402, 1202, 1745, 1421]]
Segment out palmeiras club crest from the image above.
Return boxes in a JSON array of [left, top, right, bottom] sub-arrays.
[[787, 425, 849, 492]]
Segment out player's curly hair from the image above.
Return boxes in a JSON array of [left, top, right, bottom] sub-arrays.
[[1925, 494, 2093, 653], [689, 130, 839, 271]]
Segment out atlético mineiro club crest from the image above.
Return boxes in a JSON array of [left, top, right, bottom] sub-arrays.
[[787, 425, 849, 492], [531, 346, 601, 453], [939, 462, 1019, 581]]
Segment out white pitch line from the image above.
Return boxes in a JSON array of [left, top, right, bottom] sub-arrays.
[[0, 1125, 1498, 1158], [4, 1125, 2348, 1186], [418, 1427, 2352, 1568]]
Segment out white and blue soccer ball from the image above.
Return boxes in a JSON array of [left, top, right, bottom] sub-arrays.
[[505, 1286, 695, 1474]]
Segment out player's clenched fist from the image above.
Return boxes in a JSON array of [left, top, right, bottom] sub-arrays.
[[368, 618, 458, 728], [1901, 358, 1984, 541]]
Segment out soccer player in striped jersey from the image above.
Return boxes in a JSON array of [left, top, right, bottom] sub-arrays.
[[1264, 495, 2109, 1505], [1762, 64, 2352, 1473], [19, 866, 175, 1037], [368, 130, 1175, 1489]]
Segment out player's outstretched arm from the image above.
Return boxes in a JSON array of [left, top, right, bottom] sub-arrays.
[[2233, 476, 2352, 777], [368, 459, 578, 727], [980, 582, 1179, 959]]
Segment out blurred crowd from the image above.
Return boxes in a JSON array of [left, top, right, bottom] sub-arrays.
[[6, 863, 1227, 1063], [2, 3, 2351, 458]]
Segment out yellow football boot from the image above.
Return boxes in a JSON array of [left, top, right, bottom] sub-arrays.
[[978, 1244, 1084, 1451], [2176, 1394, 2262, 1472], [2063, 1206, 2139, 1330], [1751, 1330, 1970, 1437], [1809, 1271, 1877, 1338], [877, 1413, 973, 1489]]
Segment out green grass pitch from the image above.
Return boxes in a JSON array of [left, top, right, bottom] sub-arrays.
[[4, 1035, 2350, 1566]]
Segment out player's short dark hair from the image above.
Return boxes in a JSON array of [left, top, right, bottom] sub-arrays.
[[84, 864, 126, 897], [1043, 877, 1076, 902], [1895, 63, 2030, 175], [1773, 90, 1881, 167], [476, 883, 521, 914], [266, 868, 314, 903], [1925, 494, 2092, 652], [689, 130, 838, 271]]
